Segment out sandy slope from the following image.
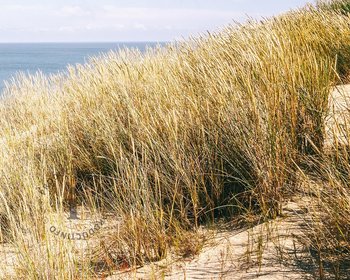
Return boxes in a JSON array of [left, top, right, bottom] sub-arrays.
[[108, 200, 314, 280], [326, 84, 350, 146]]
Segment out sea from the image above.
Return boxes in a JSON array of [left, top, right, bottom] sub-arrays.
[[0, 42, 165, 93]]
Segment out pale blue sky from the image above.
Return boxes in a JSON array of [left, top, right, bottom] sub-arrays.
[[0, 0, 313, 42]]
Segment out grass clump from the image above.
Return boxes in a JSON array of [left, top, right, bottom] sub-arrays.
[[1, 0, 350, 278]]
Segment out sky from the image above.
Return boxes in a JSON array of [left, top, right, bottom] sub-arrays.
[[0, 0, 313, 42]]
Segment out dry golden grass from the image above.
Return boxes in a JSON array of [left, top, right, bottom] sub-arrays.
[[1, 0, 350, 279]]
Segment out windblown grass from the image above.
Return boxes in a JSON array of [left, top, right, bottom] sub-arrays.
[[1, 0, 350, 278]]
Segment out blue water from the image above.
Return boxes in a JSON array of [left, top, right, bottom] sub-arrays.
[[0, 42, 165, 93]]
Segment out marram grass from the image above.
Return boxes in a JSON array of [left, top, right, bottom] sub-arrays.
[[1, 0, 350, 278]]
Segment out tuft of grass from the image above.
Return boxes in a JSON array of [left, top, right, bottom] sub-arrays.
[[1, 0, 350, 278]]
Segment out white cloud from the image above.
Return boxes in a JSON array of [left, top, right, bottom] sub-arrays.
[[133, 23, 147, 30], [60, 6, 91, 17], [85, 23, 125, 31], [58, 26, 76, 32]]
